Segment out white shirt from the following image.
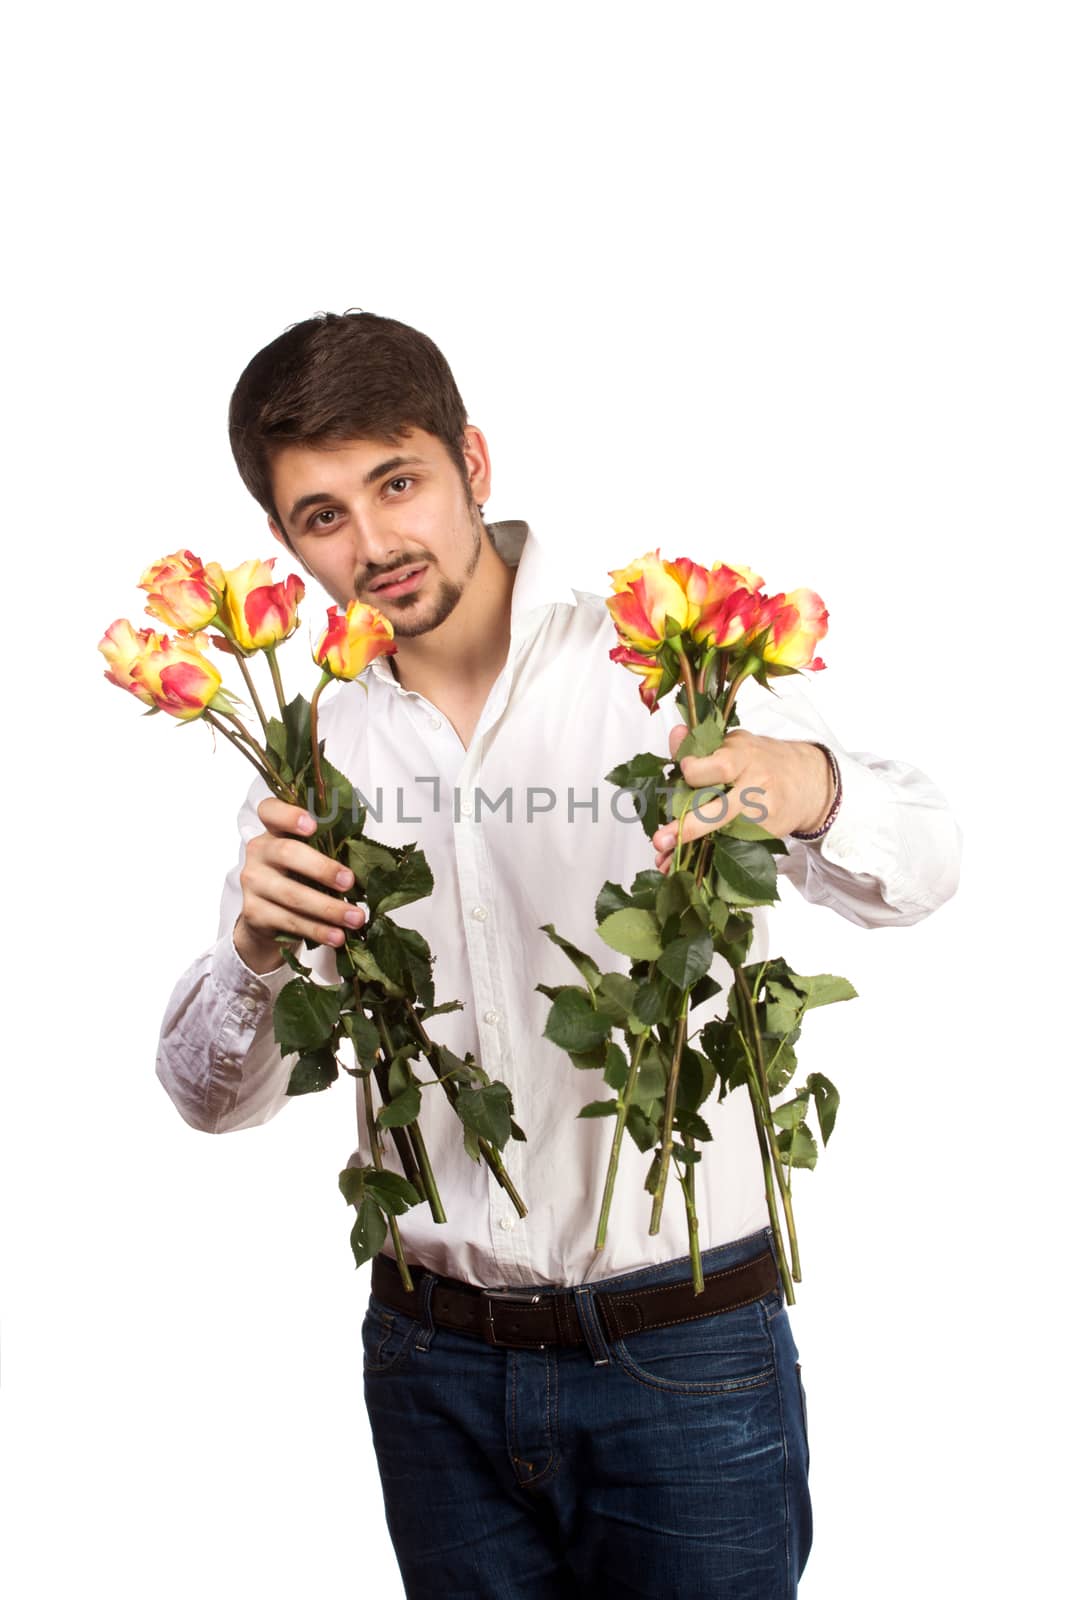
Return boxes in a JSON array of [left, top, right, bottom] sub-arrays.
[[156, 520, 961, 1287]]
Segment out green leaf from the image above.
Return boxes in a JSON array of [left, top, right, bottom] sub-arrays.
[[776, 1121, 819, 1171], [543, 987, 614, 1054], [597, 908, 663, 961], [282, 693, 312, 774], [377, 1082, 422, 1128], [346, 939, 405, 997], [364, 1169, 422, 1215], [626, 1103, 659, 1152], [596, 973, 639, 1025], [604, 752, 671, 840], [540, 924, 603, 992], [274, 978, 343, 1054], [673, 1107, 712, 1141], [285, 1047, 338, 1095], [771, 1092, 810, 1132], [674, 709, 726, 761], [791, 972, 859, 1008], [719, 814, 782, 843], [657, 930, 715, 991], [631, 1054, 667, 1111], [764, 980, 805, 1037], [655, 871, 696, 925], [713, 836, 781, 906], [594, 881, 631, 924], [677, 1046, 716, 1111], [807, 1072, 841, 1143], [631, 970, 674, 1026], [341, 1010, 380, 1071], [578, 1100, 619, 1118], [629, 869, 672, 909], [670, 1142, 702, 1165], [455, 1082, 514, 1149], [351, 1199, 387, 1266], [687, 972, 723, 1010], [337, 1164, 366, 1207], [603, 1043, 630, 1091], [366, 850, 434, 916], [430, 1043, 486, 1088], [346, 836, 402, 882]]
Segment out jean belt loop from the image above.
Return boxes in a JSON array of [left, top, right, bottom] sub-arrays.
[[571, 1284, 612, 1367], [414, 1270, 439, 1353]]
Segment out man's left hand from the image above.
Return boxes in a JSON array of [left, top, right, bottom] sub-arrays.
[[651, 724, 836, 874]]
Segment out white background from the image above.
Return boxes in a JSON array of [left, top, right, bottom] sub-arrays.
[[2, 3, 1063, 1595]]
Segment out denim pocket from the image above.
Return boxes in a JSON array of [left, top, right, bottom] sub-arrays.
[[361, 1294, 420, 1375], [612, 1293, 777, 1396]]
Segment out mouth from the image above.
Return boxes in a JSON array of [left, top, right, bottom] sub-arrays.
[[368, 563, 428, 599]]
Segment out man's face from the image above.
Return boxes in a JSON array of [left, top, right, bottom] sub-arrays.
[[267, 426, 491, 638]]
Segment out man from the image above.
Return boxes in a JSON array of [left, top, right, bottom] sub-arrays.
[[158, 310, 961, 1598]]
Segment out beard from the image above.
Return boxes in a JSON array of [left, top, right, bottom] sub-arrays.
[[378, 516, 484, 638]]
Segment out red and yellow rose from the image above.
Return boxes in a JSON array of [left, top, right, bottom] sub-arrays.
[[314, 601, 397, 680], [140, 549, 226, 633], [215, 558, 305, 652]]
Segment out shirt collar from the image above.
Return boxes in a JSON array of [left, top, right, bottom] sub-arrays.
[[368, 519, 577, 688]]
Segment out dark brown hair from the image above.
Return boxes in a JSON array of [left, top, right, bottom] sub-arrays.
[[228, 310, 472, 527]]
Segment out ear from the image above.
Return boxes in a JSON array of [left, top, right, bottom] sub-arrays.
[[461, 425, 492, 507], [267, 514, 290, 550]]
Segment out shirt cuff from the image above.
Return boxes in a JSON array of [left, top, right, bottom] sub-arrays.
[[212, 926, 296, 1010]]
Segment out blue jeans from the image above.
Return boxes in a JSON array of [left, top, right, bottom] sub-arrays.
[[362, 1227, 812, 1598]]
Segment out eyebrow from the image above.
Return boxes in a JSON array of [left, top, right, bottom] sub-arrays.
[[287, 456, 429, 525]]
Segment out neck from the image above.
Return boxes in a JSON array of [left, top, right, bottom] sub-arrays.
[[389, 527, 517, 698]]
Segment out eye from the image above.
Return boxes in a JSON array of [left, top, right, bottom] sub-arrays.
[[309, 508, 341, 530], [386, 476, 414, 495]]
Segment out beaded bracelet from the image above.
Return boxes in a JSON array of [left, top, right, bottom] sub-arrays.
[[790, 741, 842, 842]]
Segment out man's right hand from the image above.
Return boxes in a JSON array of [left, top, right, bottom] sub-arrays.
[[233, 798, 366, 974]]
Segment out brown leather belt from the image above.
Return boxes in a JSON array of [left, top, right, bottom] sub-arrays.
[[370, 1248, 779, 1351]]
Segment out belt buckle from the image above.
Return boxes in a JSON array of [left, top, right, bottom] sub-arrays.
[[482, 1286, 545, 1349]]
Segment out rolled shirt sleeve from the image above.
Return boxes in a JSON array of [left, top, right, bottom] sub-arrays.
[[736, 675, 962, 929], [155, 775, 300, 1134]]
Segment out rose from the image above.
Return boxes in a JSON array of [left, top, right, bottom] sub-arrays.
[[98, 619, 162, 706], [606, 550, 705, 651], [216, 558, 305, 652], [689, 562, 765, 648], [753, 588, 828, 672], [313, 601, 397, 680], [128, 632, 226, 720], [139, 549, 226, 633], [608, 643, 664, 712]]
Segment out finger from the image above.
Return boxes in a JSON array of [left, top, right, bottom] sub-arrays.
[[243, 870, 368, 945], [257, 795, 319, 838], [250, 832, 356, 894]]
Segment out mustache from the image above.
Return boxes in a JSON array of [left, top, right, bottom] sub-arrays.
[[363, 557, 432, 590]]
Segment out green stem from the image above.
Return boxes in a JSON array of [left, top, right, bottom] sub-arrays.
[[734, 965, 802, 1282], [404, 1002, 527, 1217], [264, 646, 287, 718], [377, 1015, 446, 1224], [681, 1137, 705, 1294], [595, 1032, 649, 1250], [649, 995, 690, 1235], [744, 1054, 794, 1305], [202, 709, 286, 794], [362, 1068, 412, 1293], [233, 653, 272, 743], [308, 670, 331, 816]]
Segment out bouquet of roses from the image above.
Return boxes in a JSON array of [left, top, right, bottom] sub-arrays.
[[539, 553, 856, 1300], [99, 550, 525, 1290]]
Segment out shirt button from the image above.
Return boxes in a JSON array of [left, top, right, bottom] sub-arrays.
[[483, 1008, 500, 1025], [471, 905, 489, 921], [428, 715, 442, 730], [498, 1214, 515, 1232], [240, 995, 258, 1014], [460, 797, 473, 816]]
